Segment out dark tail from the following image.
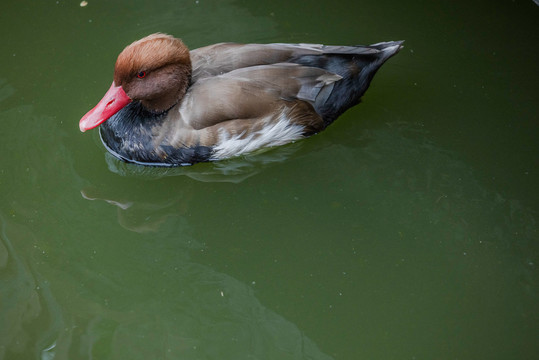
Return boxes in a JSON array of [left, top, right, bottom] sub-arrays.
[[293, 40, 404, 125]]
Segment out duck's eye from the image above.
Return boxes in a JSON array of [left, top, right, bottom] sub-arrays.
[[137, 71, 146, 79]]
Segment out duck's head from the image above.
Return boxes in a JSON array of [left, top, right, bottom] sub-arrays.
[[79, 33, 191, 132]]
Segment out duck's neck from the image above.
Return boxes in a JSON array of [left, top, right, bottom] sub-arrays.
[[139, 72, 190, 113]]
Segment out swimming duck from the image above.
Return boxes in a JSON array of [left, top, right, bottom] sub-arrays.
[[79, 33, 402, 166]]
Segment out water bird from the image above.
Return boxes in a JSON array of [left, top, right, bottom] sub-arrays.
[[79, 33, 402, 166]]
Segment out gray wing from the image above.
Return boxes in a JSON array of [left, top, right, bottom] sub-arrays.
[[190, 42, 378, 81]]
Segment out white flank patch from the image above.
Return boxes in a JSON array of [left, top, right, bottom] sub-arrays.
[[211, 111, 305, 160]]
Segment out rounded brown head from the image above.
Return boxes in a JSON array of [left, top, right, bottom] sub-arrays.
[[79, 34, 192, 131], [114, 33, 192, 112]]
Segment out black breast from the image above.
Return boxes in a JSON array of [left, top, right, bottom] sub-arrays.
[[99, 102, 212, 167]]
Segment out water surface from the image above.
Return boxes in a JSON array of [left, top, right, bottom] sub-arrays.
[[0, 0, 537, 359]]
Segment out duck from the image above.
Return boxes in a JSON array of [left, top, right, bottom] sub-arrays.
[[79, 33, 402, 166]]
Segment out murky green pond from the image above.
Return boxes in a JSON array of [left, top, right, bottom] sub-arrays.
[[1, 0, 537, 359]]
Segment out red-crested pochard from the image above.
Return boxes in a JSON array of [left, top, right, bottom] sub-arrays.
[[79, 33, 402, 166]]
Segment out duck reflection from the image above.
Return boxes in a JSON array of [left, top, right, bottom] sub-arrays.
[[103, 141, 303, 182], [80, 142, 304, 233], [81, 185, 191, 233]]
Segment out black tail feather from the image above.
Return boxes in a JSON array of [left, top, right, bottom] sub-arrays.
[[292, 41, 403, 125]]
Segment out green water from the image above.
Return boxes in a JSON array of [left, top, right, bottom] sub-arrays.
[[1, 0, 538, 359]]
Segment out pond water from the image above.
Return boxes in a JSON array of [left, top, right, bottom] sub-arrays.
[[0, 0, 537, 359]]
